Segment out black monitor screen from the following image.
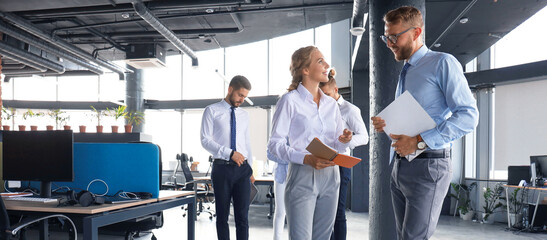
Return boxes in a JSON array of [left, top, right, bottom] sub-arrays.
[[2, 131, 74, 182], [530, 155, 547, 178]]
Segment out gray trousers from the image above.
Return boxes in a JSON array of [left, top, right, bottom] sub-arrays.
[[390, 152, 451, 240], [285, 163, 340, 240]]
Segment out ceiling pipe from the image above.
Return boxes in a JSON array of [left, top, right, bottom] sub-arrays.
[[66, 18, 127, 52], [51, 2, 348, 32], [58, 28, 241, 39], [0, 20, 104, 75], [0, 41, 65, 73], [4, 70, 99, 78], [2, 63, 26, 70], [133, 0, 199, 66], [2, 66, 54, 75], [0, 51, 47, 72], [0, 11, 131, 79], [18, 0, 259, 19], [350, 0, 368, 36]]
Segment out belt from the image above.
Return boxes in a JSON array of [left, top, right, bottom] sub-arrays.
[[397, 148, 451, 159], [213, 159, 248, 166]]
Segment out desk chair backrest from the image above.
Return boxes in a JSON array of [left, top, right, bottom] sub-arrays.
[[0, 198, 11, 239], [179, 153, 195, 190]]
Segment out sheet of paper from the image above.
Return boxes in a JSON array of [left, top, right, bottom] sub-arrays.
[[377, 91, 436, 161]]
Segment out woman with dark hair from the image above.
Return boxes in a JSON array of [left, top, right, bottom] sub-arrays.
[[267, 46, 352, 240]]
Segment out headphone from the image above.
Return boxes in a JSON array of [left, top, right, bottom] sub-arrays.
[[66, 190, 105, 207]]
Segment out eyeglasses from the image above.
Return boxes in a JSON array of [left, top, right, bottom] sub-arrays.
[[380, 27, 416, 45]]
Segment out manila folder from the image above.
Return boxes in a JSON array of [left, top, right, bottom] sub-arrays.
[[305, 137, 361, 168]]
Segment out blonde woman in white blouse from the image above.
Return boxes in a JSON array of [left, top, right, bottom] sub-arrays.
[[267, 46, 352, 240]]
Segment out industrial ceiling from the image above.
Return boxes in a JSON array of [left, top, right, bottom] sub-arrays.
[[0, 0, 545, 78]]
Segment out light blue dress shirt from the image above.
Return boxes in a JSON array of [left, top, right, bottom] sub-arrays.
[[397, 45, 479, 150]]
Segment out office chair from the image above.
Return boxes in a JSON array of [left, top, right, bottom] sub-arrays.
[[178, 153, 216, 220], [0, 197, 77, 240]]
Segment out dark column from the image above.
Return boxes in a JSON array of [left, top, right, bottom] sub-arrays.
[[368, 1, 424, 239], [350, 24, 370, 212], [125, 65, 145, 132]]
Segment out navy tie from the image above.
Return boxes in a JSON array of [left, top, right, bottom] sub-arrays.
[[398, 62, 411, 97], [230, 106, 237, 151]]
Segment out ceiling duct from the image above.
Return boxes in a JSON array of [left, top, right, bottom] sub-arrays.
[[124, 44, 166, 69], [133, 0, 199, 67], [350, 0, 367, 36], [0, 41, 64, 73], [0, 20, 104, 75], [0, 11, 130, 79]]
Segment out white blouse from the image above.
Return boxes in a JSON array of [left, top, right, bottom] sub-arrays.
[[268, 83, 348, 165]]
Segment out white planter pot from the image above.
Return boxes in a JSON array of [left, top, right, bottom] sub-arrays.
[[459, 209, 475, 221]]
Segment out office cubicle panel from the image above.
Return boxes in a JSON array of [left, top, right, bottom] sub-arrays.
[[30, 143, 160, 198]]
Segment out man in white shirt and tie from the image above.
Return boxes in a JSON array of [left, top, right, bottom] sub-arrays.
[[201, 75, 254, 240], [320, 69, 369, 240]]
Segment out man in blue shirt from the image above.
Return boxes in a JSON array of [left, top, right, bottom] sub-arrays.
[[371, 6, 479, 240]]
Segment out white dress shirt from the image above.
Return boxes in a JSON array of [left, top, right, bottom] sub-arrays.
[[268, 83, 349, 165], [200, 99, 253, 165], [337, 95, 369, 155]]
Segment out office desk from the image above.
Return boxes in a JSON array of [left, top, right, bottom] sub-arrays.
[[254, 176, 274, 219], [5, 191, 196, 240], [504, 185, 547, 228]]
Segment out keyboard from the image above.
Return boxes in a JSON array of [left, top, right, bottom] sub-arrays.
[[4, 197, 59, 203]]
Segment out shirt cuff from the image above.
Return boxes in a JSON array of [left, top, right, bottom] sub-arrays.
[[420, 128, 445, 150], [290, 151, 307, 165]]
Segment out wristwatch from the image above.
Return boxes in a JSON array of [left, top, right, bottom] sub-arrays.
[[417, 135, 427, 150]]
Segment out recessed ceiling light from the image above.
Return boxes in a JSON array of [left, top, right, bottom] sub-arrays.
[[459, 17, 469, 24], [433, 43, 441, 48], [121, 13, 130, 19], [206, 9, 214, 14]]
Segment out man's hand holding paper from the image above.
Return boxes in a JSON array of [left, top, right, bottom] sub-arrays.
[[373, 91, 436, 161]]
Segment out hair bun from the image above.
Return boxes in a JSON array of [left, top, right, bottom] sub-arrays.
[[328, 68, 336, 79]]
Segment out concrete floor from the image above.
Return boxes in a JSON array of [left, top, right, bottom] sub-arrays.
[[30, 204, 546, 239], [152, 205, 546, 240]]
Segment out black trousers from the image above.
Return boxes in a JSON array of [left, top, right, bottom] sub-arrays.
[[211, 162, 253, 240]]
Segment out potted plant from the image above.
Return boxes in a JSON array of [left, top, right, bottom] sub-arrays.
[[449, 182, 477, 220], [1, 106, 15, 130], [507, 188, 527, 228], [25, 109, 45, 131], [107, 105, 126, 133], [482, 183, 506, 224], [124, 110, 144, 133], [91, 106, 106, 133], [19, 109, 33, 131], [48, 109, 69, 130]]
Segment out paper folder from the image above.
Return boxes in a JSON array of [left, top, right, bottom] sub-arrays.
[[305, 138, 361, 168]]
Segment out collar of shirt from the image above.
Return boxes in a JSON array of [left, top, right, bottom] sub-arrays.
[[221, 99, 234, 109], [407, 44, 429, 66], [336, 95, 345, 106], [296, 82, 329, 105]]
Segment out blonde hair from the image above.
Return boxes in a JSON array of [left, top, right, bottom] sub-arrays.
[[288, 46, 318, 91], [383, 6, 424, 28]]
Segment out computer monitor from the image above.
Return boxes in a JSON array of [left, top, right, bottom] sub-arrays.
[[530, 155, 547, 179], [1, 130, 74, 198]]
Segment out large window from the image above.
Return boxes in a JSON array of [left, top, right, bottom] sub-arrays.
[[268, 29, 314, 95], [225, 41, 268, 97], [491, 6, 547, 69]]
